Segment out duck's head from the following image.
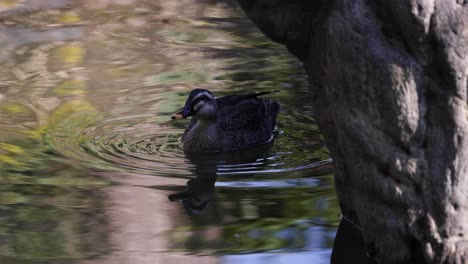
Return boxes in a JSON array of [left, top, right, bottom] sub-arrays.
[[172, 89, 217, 121]]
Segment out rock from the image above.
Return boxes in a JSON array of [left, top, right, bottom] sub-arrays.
[[238, 0, 468, 263]]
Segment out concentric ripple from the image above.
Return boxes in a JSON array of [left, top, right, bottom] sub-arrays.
[[81, 119, 192, 176], [47, 102, 333, 182], [47, 105, 194, 177]]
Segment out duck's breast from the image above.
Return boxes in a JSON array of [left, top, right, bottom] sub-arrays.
[[182, 121, 221, 152]]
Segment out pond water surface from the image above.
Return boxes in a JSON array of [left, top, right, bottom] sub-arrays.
[[0, 0, 338, 263]]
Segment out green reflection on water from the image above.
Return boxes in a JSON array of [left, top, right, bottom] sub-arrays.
[[144, 70, 207, 86], [169, 185, 338, 254], [0, 114, 109, 260]]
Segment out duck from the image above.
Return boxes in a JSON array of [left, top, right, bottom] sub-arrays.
[[172, 88, 280, 153]]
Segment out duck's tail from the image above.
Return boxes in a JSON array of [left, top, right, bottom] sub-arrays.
[[253, 90, 280, 97], [239, 90, 279, 100], [217, 90, 280, 105]]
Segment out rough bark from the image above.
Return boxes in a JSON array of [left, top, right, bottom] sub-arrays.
[[238, 0, 468, 263]]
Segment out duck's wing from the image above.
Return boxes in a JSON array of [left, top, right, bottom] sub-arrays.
[[215, 90, 279, 107], [216, 90, 280, 132], [218, 96, 280, 149]]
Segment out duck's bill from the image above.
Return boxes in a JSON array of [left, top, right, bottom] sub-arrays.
[[171, 113, 185, 119], [172, 106, 193, 119]]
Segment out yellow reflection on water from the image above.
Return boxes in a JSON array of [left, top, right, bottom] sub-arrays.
[[51, 44, 85, 67], [53, 79, 87, 95], [56, 11, 81, 24], [0, 0, 18, 8]]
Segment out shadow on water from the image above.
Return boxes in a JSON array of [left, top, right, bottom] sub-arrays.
[[331, 218, 371, 264]]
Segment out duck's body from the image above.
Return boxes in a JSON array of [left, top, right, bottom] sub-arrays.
[[173, 89, 280, 153]]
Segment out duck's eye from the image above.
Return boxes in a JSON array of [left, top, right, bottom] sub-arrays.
[[193, 100, 204, 111], [191, 95, 210, 111]]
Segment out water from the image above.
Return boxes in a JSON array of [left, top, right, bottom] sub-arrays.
[[0, 0, 339, 263]]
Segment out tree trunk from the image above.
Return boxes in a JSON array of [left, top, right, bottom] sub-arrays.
[[238, 0, 468, 263]]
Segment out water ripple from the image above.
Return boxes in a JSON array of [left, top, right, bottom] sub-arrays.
[[48, 110, 191, 177], [48, 102, 332, 182]]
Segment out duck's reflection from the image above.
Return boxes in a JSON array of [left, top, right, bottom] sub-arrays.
[[168, 141, 273, 214], [168, 140, 371, 262], [168, 171, 217, 214]]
